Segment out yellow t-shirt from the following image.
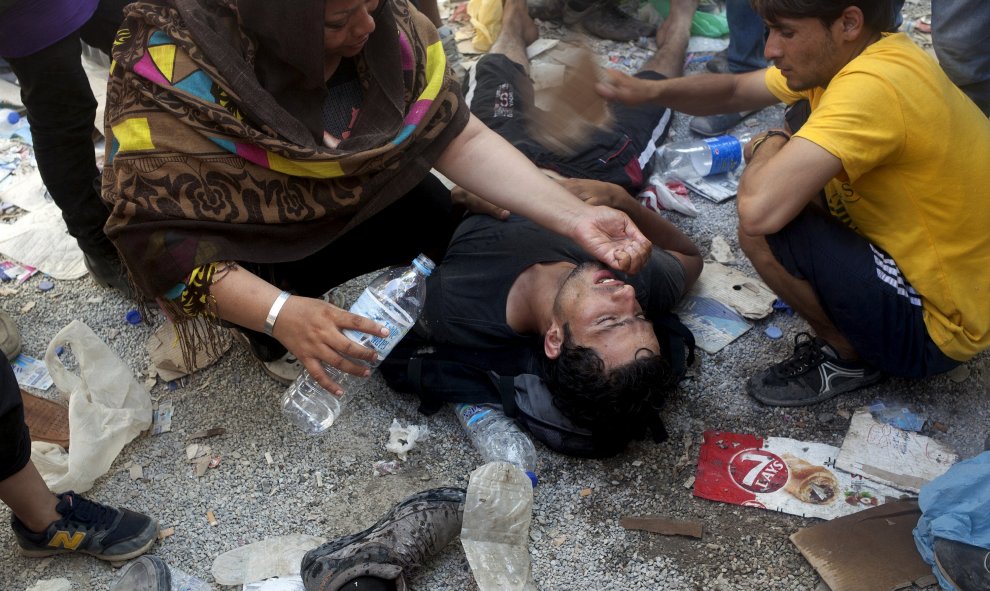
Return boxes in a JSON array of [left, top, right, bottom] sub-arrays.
[[764, 33, 990, 361]]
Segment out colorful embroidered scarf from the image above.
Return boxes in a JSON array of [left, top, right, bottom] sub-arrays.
[[102, 0, 467, 299]]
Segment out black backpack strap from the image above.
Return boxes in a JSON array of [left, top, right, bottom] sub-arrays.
[[498, 374, 519, 418]]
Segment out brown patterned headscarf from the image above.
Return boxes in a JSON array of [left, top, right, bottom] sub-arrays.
[[102, 0, 468, 299]]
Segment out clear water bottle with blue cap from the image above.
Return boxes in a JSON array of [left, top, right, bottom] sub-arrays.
[[0, 108, 24, 135], [281, 254, 435, 434], [454, 403, 539, 487], [656, 131, 754, 180]]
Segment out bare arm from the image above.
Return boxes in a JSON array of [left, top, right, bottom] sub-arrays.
[[596, 69, 779, 116], [558, 178, 703, 289], [209, 266, 384, 395], [435, 114, 652, 274], [737, 133, 842, 236]]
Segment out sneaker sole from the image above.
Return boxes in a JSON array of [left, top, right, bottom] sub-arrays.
[[747, 372, 884, 407], [20, 521, 159, 562]]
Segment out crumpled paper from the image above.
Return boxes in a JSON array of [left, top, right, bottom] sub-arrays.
[[0, 201, 85, 279]]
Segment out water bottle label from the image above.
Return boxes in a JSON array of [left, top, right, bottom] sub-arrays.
[[457, 404, 492, 427], [343, 291, 414, 357], [704, 135, 743, 175]]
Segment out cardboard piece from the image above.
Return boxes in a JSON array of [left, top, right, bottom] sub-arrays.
[[620, 515, 703, 539], [146, 318, 231, 380], [790, 500, 937, 591], [693, 430, 909, 520], [692, 261, 777, 320], [836, 408, 958, 493]]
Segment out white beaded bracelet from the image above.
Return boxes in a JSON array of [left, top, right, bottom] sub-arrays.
[[264, 291, 291, 337]]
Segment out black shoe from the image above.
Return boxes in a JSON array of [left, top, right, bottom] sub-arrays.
[[705, 52, 729, 74], [111, 555, 172, 591], [747, 333, 883, 407], [934, 537, 990, 591], [529, 0, 563, 20], [302, 488, 466, 591], [563, 0, 655, 41], [11, 491, 158, 561], [83, 251, 133, 298]]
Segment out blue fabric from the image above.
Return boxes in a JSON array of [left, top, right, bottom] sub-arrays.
[[932, 0, 990, 115], [914, 451, 990, 591], [725, 0, 766, 73]]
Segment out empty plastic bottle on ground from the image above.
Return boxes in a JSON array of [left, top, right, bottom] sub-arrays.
[[656, 131, 753, 180], [454, 403, 539, 486], [281, 254, 434, 434], [0, 108, 23, 134]]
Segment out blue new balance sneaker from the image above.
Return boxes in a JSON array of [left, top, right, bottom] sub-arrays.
[[11, 491, 158, 561]]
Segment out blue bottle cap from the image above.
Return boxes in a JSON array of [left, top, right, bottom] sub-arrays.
[[765, 326, 783, 340], [526, 471, 539, 488], [38, 280, 54, 291], [125, 309, 142, 324]]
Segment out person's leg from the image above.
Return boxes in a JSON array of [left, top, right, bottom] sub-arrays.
[[80, 0, 132, 55], [488, 0, 539, 75], [640, 0, 697, 79], [932, 0, 990, 116], [725, 0, 767, 73]]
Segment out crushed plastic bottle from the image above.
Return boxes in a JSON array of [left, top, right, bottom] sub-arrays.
[[461, 462, 539, 591], [210, 534, 326, 585]]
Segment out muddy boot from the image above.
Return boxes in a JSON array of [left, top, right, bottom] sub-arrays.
[[933, 538, 990, 591], [302, 488, 466, 591], [563, 0, 655, 42]]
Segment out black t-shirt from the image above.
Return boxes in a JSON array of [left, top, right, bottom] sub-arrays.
[[417, 214, 686, 349]]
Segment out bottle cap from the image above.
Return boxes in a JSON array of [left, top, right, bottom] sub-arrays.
[[125, 309, 142, 324], [411, 253, 435, 276], [525, 471, 539, 488], [4, 111, 18, 125]]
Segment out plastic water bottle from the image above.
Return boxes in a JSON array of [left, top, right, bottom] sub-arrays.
[[169, 565, 211, 591], [281, 254, 435, 434], [0, 108, 23, 134], [454, 403, 539, 487], [656, 131, 753, 180]]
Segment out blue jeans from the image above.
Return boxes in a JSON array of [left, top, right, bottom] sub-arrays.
[[726, 0, 766, 73], [932, 0, 990, 116]]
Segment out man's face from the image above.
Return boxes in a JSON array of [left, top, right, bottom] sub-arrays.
[[764, 16, 844, 91], [549, 262, 660, 369]]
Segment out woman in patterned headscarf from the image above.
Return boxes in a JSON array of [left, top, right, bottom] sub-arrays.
[[103, 0, 651, 394]]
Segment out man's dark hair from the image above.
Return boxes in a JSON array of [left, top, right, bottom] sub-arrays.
[[543, 324, 672, 451], [749, 0, 896, 34]]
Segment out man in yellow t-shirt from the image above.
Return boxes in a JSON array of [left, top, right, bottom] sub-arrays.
[[597, 0, 990, 407]]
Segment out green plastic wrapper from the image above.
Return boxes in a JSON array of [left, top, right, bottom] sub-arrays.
[[649, 0, 729, 37]]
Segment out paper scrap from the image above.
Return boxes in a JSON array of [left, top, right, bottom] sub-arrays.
[[620, 516, 704, 539], [0, 203, 86, 279], [151, 400, 174, 435], [10, 354, 53, 390], [835, 408, 958, 493], [385, 418, 429, 461], [206, 510, 218, 526]]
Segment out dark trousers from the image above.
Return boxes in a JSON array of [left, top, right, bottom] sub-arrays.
[[0, 360, 31, 482], [241, 172, 462, 360], [3, 0, 130, 259]]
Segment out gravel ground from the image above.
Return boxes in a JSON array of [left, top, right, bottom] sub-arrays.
[[3, 1, 985, 590]]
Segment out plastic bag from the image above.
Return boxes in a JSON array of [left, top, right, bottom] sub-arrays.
[[211, 535, 326, 585], [467, 0, 502, 51], [30, 320, 152, 493]]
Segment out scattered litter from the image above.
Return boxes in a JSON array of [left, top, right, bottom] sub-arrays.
[[186, 444, 204, 460], [772, 298, 794, 315], [674, 293, 751, 354], [683, 475, 695, 489], [38, 279, 54, 291], [868, 401, 926, 432], [20, 300, 35, 314], [158, 526, 175, 540], [696, 262, 777, 319], [764, 326, 783, 340], [552, 535, 567, 547], [790, 500, 936, 591], [128, 463, 145, 481], [694, 430, 908, 520], [125, 309, 142, 324], [86, 295, 103, 304], [579, 488, 592, 497], [620, 515, 703, 539], [946, 364, 970, 383], [709, 235, 735, 264], [315, 471, 323, 488], [146, 317, 231, 381], [1, 260, 38, 283], [911, 15, 931, 33], [25, 578, 71, 591], [0, 286, 15, 296], [672, 433, 693, 477], [166, 377, 188, 391], [242, 575, 306, 591], [10, 353, 53, 390], [151, 400, 173, 435], [372, 459, 401, 476], [209, 456, 222, 469], [264, 452, 274, 465], [206, 510, 218, 526], [836, 408, 958, 493], [637, 177, 698, 217], [187, 427, 226, 440], [385, 418, 429, 461]]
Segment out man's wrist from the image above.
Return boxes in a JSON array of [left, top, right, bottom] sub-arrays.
[[750, 130, 791, 157]]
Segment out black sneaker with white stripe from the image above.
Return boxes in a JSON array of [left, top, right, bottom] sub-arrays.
[[747, 333, 883, 407]]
